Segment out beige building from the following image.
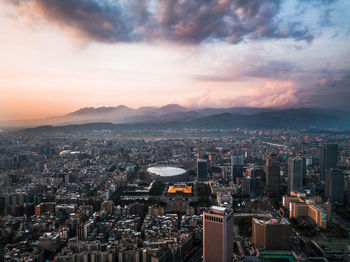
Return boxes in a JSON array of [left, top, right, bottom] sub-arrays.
[[252, 218, 291, 250], [283, 191, 331, 229], [203, 206, 234, 262]]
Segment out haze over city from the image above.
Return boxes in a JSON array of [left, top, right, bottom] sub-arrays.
[[1, 0, 350, 122]]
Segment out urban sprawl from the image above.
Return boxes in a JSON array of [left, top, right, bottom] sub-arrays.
[[1, 129, 350, 262]]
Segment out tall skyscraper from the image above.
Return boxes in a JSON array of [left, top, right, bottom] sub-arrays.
[[266, 153, 280, 197], [197, 159, 208, 180], [288, 157, 305, 193], [231, 155, 244, 183], [252, 218, 291, 250], [203, 206, 234, 262], [320, 143, 338, 180], [242, 177, 253, 195], [325, 169, 344, 205]]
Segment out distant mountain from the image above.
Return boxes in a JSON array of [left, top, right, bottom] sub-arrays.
[[1, 104, 277, 128], [157, 104, 188, 114], [20, 108, 350, 134], [197, 107, 274, 116], [67, 105, 132, 116], [189, 108, 348, 129]]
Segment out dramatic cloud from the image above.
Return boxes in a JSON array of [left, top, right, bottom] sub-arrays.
[[9, 0, 139, 42], [7, 0, 320, 44], [1, 0, 349, 121], [183, 79, 299, 109], [194, 58, 295, 82]]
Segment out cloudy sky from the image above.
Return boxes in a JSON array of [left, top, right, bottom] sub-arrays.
[[0, 0, 349, 120]]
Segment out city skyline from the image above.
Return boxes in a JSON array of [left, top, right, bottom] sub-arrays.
[[1, 0, 350, 121]]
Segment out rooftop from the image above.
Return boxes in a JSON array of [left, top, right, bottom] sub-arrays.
[[147, 166, 186, 177], [167, 184, 192, 194], [207, 206, 232, 216], [253, 218, 290, 225]]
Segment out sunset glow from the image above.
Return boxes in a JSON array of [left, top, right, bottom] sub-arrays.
[[1, 0, 350, 122]]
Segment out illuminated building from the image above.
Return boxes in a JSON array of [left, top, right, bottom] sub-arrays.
[[167, 184, 192, 195]]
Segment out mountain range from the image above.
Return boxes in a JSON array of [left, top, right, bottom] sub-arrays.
[[9, 105, 350, 134], [0, 104, 276, 128]]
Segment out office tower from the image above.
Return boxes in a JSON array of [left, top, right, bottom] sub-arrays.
[[203, 206, 234, 262], [325, 169, 344, 205], [288, 157, 305, 193], [76, 223, 85, 241], [242, 177, 253, 195], [231, 155, 244, 183], [252, 218, 291, 250], [197, 159, 208, 180], [320, 143, 338, 180], [266, 153, 280, 197]]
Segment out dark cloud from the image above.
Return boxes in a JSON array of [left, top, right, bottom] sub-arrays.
[[298, 73, 350, 109], [11, 0, 142, 42], [8, 0, 323, 44]]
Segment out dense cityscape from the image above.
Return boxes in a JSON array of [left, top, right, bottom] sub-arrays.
[[1, 128, 350, 262]]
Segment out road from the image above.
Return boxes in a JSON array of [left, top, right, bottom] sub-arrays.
[[189, 246, 202, 262]]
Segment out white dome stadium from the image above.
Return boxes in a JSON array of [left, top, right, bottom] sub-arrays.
[[147, 166, 187, 182]]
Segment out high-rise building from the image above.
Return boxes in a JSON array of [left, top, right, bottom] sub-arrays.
[[203, 206, 234, 262], [252, 218, 291, 250], [197, 159, 208, 180], [242, 177, 253, 195], [231, 155, 244, 183], [266, 153, 280, 197], [320, 143, 338, 180], [288, 157, 305, 193], [325, 169, 344, 205], [76, 223, 85, 241]]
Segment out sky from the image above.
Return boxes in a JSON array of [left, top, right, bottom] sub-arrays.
[[0, 0, 350, 120]]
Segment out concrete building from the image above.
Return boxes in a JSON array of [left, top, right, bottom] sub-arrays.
[[252, 218, 291, 250], [288, 157, 305, 193], [242, 177, 252, 195], [35, 202, 56, 215], [203, 206, 234, 262], [39, 232, 61, 252], [320, 143, 338, 180], [231, 156, 244, 183], [325, 169, 344, 205], [217, 192, 233, 207], [266, 153, 280, 197], [283, 192, 331, 229], [148, 205, 165, 216], [197, 159, 208, 180], [101, 200, 115, 214]]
